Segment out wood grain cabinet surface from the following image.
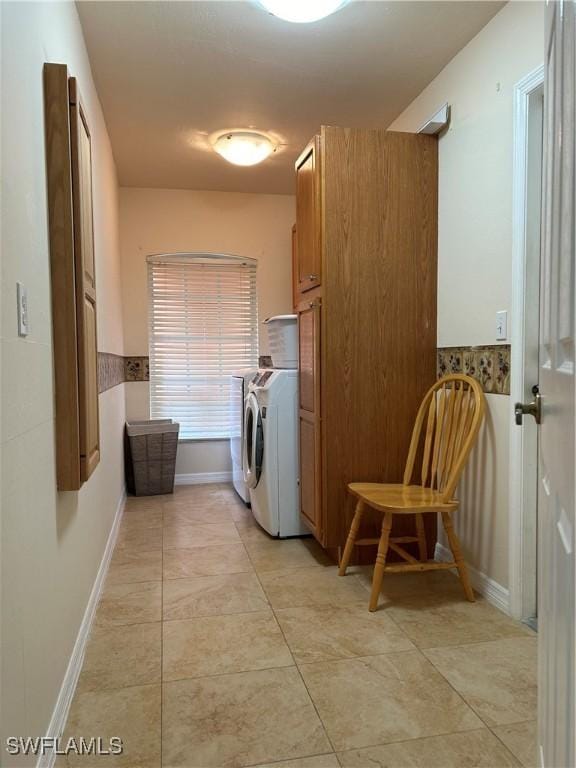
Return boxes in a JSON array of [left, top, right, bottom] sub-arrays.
[[295, 137, 322, 294], [291, 224, 298, 311], [298, 300, 322, 537], [294, 126, 438, 557], [44, 63, 100, 490]]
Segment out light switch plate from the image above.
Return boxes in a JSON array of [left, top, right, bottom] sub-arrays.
[[17, 282, 29, 337], [496, 310, 507, 341]]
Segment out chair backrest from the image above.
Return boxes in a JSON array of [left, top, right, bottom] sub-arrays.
[[403, 374, 486, 502]]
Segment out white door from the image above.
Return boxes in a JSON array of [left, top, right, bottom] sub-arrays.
[[538, 1, 575, 765]]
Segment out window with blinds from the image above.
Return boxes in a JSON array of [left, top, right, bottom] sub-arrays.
[[147, 254, 258, 440]]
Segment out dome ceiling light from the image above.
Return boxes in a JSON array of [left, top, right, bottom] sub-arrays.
[[257, 0, 348, 23], [212, 130, 277, 166]]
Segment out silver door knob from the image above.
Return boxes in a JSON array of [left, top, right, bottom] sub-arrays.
[[308, 274, 317, 281], [515, 385, 542, 425]]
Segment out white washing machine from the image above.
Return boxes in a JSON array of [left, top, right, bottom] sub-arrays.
[[243, 369, 307, 538], [229, 369, 258, 503]]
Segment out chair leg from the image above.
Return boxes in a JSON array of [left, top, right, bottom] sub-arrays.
[[369, 512, 393, 612], [415, 513, 427, 562], [441, 511, 475, 602], [339, 499, 365, 576]]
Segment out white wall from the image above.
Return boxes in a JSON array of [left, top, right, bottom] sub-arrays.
[[1, 1, 125, 758], [119, 187, 295, 477], [389, 0, 543, 590]]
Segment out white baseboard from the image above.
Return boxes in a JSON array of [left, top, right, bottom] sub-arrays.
[[38, 491, 126, 768], [175, 471, 232, 486], [434, 542, 510, 615]]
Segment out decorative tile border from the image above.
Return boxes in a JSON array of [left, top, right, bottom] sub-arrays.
[[97, 354, 150, 394], [97, 353, 125, 393], [101, 348, 511, 395], [125, 356, 149, 382], [437, 345, 511, 395]]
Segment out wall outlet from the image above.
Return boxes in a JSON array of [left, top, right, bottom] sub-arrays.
[[496, 310, 507, 341], [17, 282, 29, 337]]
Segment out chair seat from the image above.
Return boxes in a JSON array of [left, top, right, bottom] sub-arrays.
[[348, 482, 458, 513]]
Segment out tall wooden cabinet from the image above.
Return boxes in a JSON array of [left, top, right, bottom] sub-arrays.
[[294, 126, 438, 554]]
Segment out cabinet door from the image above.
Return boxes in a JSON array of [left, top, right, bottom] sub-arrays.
[[44, 63, 81, 490], [299, 303, 318, 413], [291, 224, 298, 310], [298, 301, 322, 537], [296, 137, 321, 294], [299, 416, 318, 532], [69, 78, 100, 481]]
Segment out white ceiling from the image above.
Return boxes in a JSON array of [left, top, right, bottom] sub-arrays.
[[77, 0, 504, 195]]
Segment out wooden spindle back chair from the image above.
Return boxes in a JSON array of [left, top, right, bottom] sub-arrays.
[[339, 374, 486, 611]]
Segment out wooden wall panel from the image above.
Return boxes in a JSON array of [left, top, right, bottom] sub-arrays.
[[69, 79, 101, 482], [43, 63, 81, 491], [320, 127, 438, 549], [44, 64, 100, 489]]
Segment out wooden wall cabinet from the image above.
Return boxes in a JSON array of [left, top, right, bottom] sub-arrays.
[[44, 63, 100, 491], [295, 126, 438, 555], [295, 137, 322, 295]]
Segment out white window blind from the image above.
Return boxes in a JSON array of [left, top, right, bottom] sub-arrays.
[[148, 254, 258, 440]]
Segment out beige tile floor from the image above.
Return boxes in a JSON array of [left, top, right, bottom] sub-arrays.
[[60, 484, 538, 768]]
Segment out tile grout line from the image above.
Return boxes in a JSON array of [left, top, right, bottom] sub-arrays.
[[488, 724, 533, 768], [333, 725, 510, 762], [237, 517, 340, 760], [418, 644, 531, 734], [331, 724, 526, 764], [414, 633, 535, 653], [242, 754, 338, 768], [164, 659, 295, 685]]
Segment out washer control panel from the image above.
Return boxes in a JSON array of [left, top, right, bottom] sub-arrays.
[[253, 370, 274, 387]]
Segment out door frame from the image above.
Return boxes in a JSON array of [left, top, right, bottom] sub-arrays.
[[509, 64, 545, 621]]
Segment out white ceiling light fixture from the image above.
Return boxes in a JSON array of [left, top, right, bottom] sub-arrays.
[[212, 130, 277, 166], [258, 0, 348, 23]]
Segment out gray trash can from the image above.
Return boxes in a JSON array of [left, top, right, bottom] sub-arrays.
[[125, 419, 179, 496]]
